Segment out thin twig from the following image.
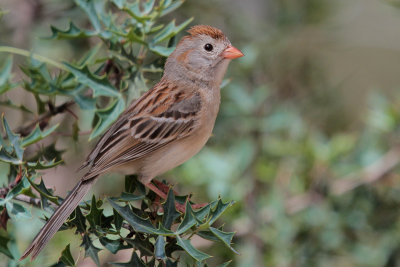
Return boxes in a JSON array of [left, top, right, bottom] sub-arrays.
[[14, 194, 58, 209], [282, 145, 400, 217], [16, 100, 75, 136], [0, 46, 68, 71], [331, 145, 400, 195]]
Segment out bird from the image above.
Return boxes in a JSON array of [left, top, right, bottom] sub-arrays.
[[20, 25, 243, 261]]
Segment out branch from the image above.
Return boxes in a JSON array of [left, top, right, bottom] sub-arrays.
[[14, 194, 58, 209], [331, 145, 400, 195], [283, 145, 400, 217], [16, 100, 75, 136]]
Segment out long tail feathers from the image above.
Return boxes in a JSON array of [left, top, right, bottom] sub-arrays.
[[20, 178, 97, 261]]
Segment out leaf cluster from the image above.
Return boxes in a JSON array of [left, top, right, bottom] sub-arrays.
[[0, 0, 235, 266]]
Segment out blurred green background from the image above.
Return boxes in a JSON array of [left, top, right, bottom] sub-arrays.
[[2, 0, 400, 266]]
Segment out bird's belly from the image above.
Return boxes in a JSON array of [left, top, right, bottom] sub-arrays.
[[139, 132, 211, 183]]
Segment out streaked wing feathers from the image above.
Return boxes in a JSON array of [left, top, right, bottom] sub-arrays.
[[81, 81, 201, 179]]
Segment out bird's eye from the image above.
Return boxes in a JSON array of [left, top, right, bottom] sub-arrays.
[[204, 43, 213, 52]]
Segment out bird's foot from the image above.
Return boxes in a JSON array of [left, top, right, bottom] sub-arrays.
[[145, 181, 207, 213]]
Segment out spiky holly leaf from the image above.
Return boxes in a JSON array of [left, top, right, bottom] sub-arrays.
[[5, 202, 31, 219], [124, 237, 154, 257], [0, 176, 30, 205], [177, 201, 196, 234], [48, 22, 96, 40], [155, 236, 166, 260], [0, 235, 13, 259], [209, 227, 238, 254], [151, 18, 193, 44], [99, 237, 127, 254], [70, 207, 87, 233], [90, 98, 125, 140], [111, 251, 146, 267], [108, 199, 174, 236], [162, 189, 180, 229], [58, 244, 75, 266], [21, 124, 59, 147], [86, 195, 103, 230], [81, 234, 101, 266], [176, 235, 211, 262], [0, 55, 16, 94], [208, 199, 235, 225]]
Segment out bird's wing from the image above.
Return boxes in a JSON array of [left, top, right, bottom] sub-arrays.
[[81, 80, 201, 179]]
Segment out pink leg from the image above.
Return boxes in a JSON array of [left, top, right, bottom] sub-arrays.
[[145, 183, 186, 213], [152, 180, 179, 195]]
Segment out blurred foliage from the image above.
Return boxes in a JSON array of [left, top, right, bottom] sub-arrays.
[[1, 0, 400, 267], [173, 0, 400, 266], [0, 0, 235, 266]]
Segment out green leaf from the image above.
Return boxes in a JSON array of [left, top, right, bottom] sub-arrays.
[[152, 18, 193, 44], [110, 28, 146, 45], [162, 189, 180, 229], [208, 199, 235, 225], [27, 176, 60, 205], [70, 207, 86, 233], [2, 115, 24, 161], [176, 235, 211, 262], [111, 251, 146, 267], [142, 0, 155, 14], [108, 198, 174, 236], [5, 202, 31, 219], [36, 178, 55, 209], [58, 244, 75, 266], [81, 234, 101, 267], [0, 176, 30, 205], [61, 84, 96, 110], [197, 231, 220, 242], [110, 192, 145, 202], [116, 1, 150, 22], [113, 208, 123, 231], [155, 236, 166, 260], [21, 124, 59, 147], [90, 98, 125, 140], [0, 149, 21, 164], [149, 45, 175, 57], [193, 202, 213, 224], [86, 195, 103, 230], [63, 63, 121, 98], [0, 99, 33, 113], [75, 0, 102, 32], [48, 22, 95, 39], [0, 55, 13, 93], [209, 227, 238, 254], [160, 0, 185, 17], [27, 159, 63, 170], [177, 201, 196, 234], [124, 237, 153, 256], [217, 261, 232, 267], [99, 237, 125, 254], [77, 43, 102, 67], [0, 235, 13, 259]]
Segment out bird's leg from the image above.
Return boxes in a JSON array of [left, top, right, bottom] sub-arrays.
[[152, 179, 178, 195], [145, 182, 186, 213]]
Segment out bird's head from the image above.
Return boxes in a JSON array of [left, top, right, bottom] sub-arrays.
[[164, 25, 243, 87]]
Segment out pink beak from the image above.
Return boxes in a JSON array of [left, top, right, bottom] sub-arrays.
[[222, 45, 244, 59]]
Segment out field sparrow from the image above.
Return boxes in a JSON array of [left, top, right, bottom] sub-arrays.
[[21, 25, 243, 260]]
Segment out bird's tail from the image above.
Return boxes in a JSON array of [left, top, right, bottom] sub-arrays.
[[20, 178, 97, 261]]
